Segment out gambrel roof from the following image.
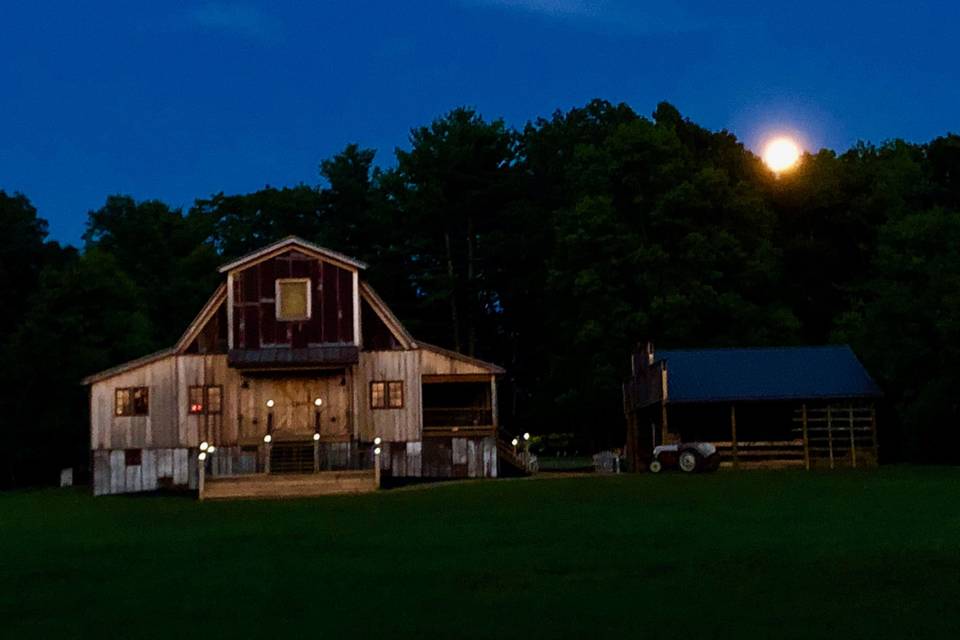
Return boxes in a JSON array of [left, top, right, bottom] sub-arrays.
[[218, 236, 368, 273]]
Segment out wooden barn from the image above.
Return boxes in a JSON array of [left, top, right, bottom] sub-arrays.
[[623, 343, 883, 471], [83, 236, 522, 498]]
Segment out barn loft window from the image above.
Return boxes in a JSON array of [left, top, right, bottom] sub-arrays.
[[124, 449, 142, 466], [115, 387, 149, 417], [276, 278, 311, 321], [188, 385, 223, 415], [371, 381, 403, 409]]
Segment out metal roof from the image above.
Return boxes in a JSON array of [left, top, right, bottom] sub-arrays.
[[657, 345, 882, 403], [228, 346, 360, 369], [218, 236, 368, 273]]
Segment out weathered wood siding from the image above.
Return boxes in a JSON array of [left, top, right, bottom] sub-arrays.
[[231, 249, 356, 349], [92, 448, 197, 496], [356, 351, 422, 442], [90, 355, 180, 450], [420, 348, 493, 376], [176, 355, 242, 446]]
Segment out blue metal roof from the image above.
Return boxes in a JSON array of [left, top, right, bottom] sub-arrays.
[[656, 345, 882, 403]]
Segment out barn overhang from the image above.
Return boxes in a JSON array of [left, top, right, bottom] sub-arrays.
[[227, 346, 359, 370]]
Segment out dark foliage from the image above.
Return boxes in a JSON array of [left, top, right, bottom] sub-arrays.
[[2, 103, 959, 486]]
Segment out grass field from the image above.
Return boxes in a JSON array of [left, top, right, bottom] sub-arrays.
[[3, 467, 960, 639]]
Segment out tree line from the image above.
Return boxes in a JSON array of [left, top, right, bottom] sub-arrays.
[[2, 99, 959, 486]]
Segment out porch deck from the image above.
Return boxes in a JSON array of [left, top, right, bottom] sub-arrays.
[[201, 470, 377, 500]]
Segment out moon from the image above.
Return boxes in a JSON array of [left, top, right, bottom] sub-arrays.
[[762, 136, 802, 173]]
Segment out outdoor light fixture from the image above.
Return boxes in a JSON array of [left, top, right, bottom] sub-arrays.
[[314, 398, 323, 407], [523, 432, 530, 441], [511, 437, 519, 447], [198, 452, 207, 461], [266, 399, 275, 408], [313, 433, 320, 441], [263, 434, 272, 444], [374, 446, 382, 456], [200, 441, 209, 451], [207, 446, 216, 454], [374, 436, 382, 446]]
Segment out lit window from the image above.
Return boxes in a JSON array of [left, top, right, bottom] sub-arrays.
[[188, 386, 204, 414], [115, 387, 149, 416], [276, 278, 310, 321], [388, 381, 404, 408], [371, 381, 403, 409], [370, 382, 385, 409], [207, 386, 222, 414], [188, 385, 222, 415]]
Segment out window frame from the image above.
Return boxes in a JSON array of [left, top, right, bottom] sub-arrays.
[[115, 387, 149, 417], [188, 384, 223, 415], [275, 277, 312, 321], [370, 380, 403, 410]]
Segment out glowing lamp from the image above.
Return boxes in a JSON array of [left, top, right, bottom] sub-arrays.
[[313, 433, 321, 441], [200, 441, 209, 451], [266, 399, 275, 408], [207, 446, 216, 454], [198, 452, 207, 461], [314, 398, 323, 407], [374, 446, 382, 456], [511, 438, 519, 447], [263, 434, 272, 444], [523, 432, 530, 441], [373, 436, 382, 446]]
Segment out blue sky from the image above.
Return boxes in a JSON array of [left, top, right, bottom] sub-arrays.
[[2, 1, 959, 244]]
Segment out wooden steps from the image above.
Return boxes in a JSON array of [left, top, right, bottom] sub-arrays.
[[202, 470, 376, 500]]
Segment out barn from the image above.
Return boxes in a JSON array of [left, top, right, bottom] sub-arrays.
[[83, 236, 524, 498], [623, 343, 883, 471]]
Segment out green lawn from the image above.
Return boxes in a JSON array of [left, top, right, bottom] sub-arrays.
[[3, 468, 960, 639]]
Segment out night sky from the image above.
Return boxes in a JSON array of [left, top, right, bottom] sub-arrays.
[[3, 1, 958, 244]]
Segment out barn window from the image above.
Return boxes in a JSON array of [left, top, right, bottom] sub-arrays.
[[115, 387, 149, 416], [188, 386, 204, 414], [188, 385, 222, 415], [124, 449, 142, 466], [371, 381, 403, 409], [276, 278, 311, 321]]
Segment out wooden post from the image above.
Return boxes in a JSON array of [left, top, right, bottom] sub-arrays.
[[730, 405, 739, 470], [313, 439, 320, 473], [826, 405, 834, 470], [374, 449, 382, 488], [801, 403, 810, 471], [870, 403, 879, 461], [198, 454, 206, 500], [848, 405, 857, 469], [264, 441, 272, 474]]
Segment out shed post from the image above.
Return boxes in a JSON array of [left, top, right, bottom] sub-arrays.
[[826, 405, 835, 470], [847, 405, 857, 469], [801, 403, 810, 471], [730, 404, 739, 470]]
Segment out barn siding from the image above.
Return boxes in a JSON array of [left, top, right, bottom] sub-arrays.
[[231, 249, 357, 349], [356, 351, 421, 442]]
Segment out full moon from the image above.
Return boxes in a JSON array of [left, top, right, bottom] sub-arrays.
[[762, 136, 802, 173]]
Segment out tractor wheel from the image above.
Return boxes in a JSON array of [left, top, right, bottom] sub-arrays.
[[649, 460, 662, 473], [678, 451, 698, 473]]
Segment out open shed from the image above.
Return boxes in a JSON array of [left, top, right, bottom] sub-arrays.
[[623, 343, 883, 470]]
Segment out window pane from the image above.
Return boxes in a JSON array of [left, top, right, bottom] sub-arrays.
[[278, 280, 309, 320], [115, 389, 130, 416], [388, 382, 403, 408], [188, 386, 204, 414], [133, 387, 149, 415], [207, 386, 222, 414], [370, 382, 385, 408]]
